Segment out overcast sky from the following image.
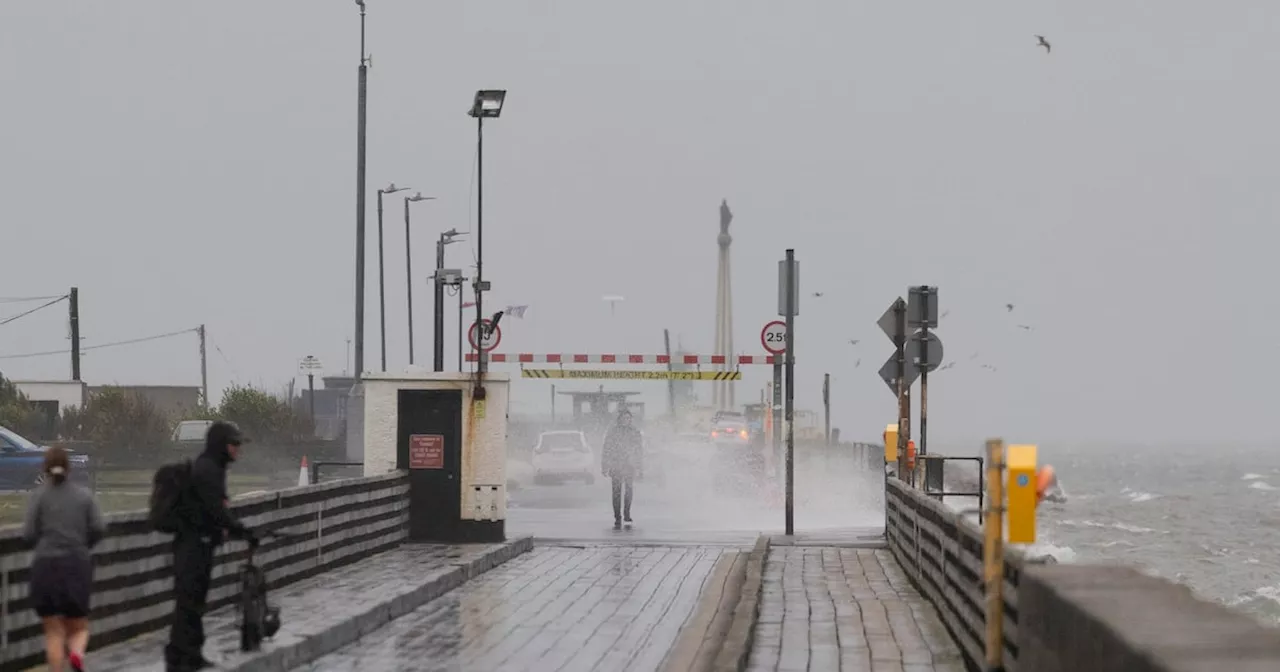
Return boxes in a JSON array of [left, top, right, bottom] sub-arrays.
[[2, 1, 1277, 445]]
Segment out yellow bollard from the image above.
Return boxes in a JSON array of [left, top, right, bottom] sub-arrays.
[[1005, 444, 1038, 545], [883, 423, 899, 465]]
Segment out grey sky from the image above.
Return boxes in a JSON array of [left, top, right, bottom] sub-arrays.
[[3, 2, 1276, 444]]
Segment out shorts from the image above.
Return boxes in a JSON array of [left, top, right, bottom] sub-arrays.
[[30, 554, 93, 619]]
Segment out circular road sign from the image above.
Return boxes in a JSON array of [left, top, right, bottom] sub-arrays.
[[761, 320, 788, 354], [468, 319, 502, 352]]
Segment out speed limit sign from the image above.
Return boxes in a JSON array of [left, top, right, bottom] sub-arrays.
[[761, 320, 787, 354]]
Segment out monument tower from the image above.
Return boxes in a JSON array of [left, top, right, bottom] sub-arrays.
[[713, 199, 735, 410]]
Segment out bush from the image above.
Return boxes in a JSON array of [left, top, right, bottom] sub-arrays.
[[0, 373, 48, 438], [216, 385, 311, 443], [61, 386, 171, 450]]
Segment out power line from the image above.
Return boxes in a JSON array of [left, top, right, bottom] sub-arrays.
[[0, 327, 199, 360], [0, 295, 64, 304], [0, 295, 69, 327]]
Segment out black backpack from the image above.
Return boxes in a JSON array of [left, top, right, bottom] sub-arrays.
[[150, 460, 192, 533]]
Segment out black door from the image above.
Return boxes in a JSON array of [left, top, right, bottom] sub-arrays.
[[397, 389, 462, 542]]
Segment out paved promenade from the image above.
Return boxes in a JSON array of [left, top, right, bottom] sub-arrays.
[[296, 544, 730, 672], [748, 546, 964, 672]]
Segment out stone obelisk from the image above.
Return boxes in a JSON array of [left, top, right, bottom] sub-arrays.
[[713, 199, 735, 410]]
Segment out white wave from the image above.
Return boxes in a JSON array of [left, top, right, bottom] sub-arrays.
[[1024, 542, 1077, 563], [1059, 519, 1160, 534], [1242, 473, 1267, 481], [1126, 491, 1159, 503], [1249, 481, 1277, 491]]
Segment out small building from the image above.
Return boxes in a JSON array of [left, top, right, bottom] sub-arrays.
[[11, 380, 88, 439]]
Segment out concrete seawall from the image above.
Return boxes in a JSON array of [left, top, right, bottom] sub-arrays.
[[886, 477, 1280, 671]]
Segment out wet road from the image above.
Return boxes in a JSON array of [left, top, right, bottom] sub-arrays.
[[295, 544, 729, 672]]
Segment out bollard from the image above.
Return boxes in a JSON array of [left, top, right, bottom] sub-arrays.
[[1006, 444, 1038, 544], [982, 439, 1005, 672]]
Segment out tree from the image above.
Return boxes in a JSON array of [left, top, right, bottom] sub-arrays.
[[216, 384, 312, 443], [61, 386, 171, 450]]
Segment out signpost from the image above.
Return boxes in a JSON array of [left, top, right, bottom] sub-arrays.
[[875, 288, 945, 479], [467, 319, 502, 355], [779, 250, 798, 536], [877, 298, 910, 482], [762, 321, 786, 507], [909, 286, 939, 457], [298, 355, 324, 426]]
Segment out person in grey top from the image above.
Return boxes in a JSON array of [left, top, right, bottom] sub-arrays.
[[23, 445, 104, 672]]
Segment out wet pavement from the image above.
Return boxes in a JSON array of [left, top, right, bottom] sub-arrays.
[[748, 546, 965, 672], [294, 544, 731, 672]]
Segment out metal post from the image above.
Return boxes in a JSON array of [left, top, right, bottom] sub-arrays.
[[458, 290, 464, 371], [822, 373, 830, 447], [772, 361, 782, 482], [783, 249, 796, 536], [983, 438, 1006, 672], [551, 384, 556, 423], [663, 329, 676, 420], [198, 325, 208, 409], [69, 287, 81, 381], [353, 2, 369, 382], [376, 189, 387, 372], [404, 197, 415, 366], [894, 299, 910, 484], [308, 373, 316, 426], [433, 237, 446, 372], [474, 115, 486, 379], [918, 290, 930, 458]]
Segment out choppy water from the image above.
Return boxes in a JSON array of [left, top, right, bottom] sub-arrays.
[[943, 443, 1280, 627]]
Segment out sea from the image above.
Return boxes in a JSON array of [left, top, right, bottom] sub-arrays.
[[941, 442, 1280, 627]]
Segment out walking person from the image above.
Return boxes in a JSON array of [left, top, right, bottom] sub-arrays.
[[165, 421, 254, 672], [23, 446, 105, 672], [602, 409, 644, 529]]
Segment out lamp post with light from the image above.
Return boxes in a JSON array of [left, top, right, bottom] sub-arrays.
[[433, 228, 464, 372], [404, 192, 435, 366], [467, 89, 506, 380], [376, 182, 409, 371]]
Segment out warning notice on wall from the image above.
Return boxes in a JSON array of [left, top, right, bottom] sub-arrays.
[[409, 434, 444, 469]]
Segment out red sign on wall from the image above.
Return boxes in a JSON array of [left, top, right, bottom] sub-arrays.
[[409, 434, 444, 469]]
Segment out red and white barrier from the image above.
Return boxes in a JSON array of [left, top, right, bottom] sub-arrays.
[[464, 353, 778, 365]]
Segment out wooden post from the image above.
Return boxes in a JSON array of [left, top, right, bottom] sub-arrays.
[[983, 438, 1006, 671]]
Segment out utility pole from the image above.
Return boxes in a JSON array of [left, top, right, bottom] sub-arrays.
[[781, 249, 798, 536], [68, 287, 81, 382], [823, 373, 831, 446], [198, 324, 208, 409], [352, 0, 370, 382], [433, 238, 447, 371], [405, 197, 414, 365]]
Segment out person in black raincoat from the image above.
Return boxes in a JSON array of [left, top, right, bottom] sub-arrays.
[[601, 409, 644, 528], [165, 421, 253, 672]]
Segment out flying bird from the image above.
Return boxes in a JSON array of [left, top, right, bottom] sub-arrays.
[[1006, 303, 1015, 312], [940, 310, 950, 320], [848, 339, 860, 346], [812, 292, 824, 298], [969, 352, 980, 360], [981, 363, 999, 372], [938, 362, 956, 371], [854, 359, 861, 368], [1016, 324, 1033, 331], [1035, 35, 1051, 53]]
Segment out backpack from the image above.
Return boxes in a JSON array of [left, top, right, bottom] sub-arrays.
[[150, 460, 192, 533]]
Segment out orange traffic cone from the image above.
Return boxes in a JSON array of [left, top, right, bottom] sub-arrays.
[[298, 456, 310, 487]]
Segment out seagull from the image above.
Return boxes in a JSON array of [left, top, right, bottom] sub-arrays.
[[981, 363, 999, 372], [1006, 303, 1015, 312], [855, 359, 861, 368], [1016, 324, 1033, 331], [969, 352, 980, 360], [940, 310, 950, 319], [938, 362, 956, 371], [848, 339, 860, 346], [812, 292, 824, 298], [1035, 35, 1051, 53]]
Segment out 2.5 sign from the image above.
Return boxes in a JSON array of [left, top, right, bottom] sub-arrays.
[[761, 320, 788, 354]]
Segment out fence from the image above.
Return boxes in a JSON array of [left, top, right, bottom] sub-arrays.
[[884, 477, 1028, 672], [0, 471, 408, 671]]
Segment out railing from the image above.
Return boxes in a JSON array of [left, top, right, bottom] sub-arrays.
[[885, 477, 1030, 672], [311, 460, 365, 485], [0, 471, 408, 672], [918, 455, 985, 522]]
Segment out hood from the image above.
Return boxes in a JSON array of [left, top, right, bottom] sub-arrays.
[[202, 421, 245, 465]]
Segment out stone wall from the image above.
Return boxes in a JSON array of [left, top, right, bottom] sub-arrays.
[[886, 476, 1280, 672], [0, 471, 408, 671]]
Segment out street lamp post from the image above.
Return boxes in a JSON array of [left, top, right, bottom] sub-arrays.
[[352, 0, 371, 381], [376, 182, 409, 371], [404, 192, 436, 366], [467, 89, 506, 380], [433, 229, 464, 372]]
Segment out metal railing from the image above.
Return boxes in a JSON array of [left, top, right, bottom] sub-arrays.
[[311, 461, 365, 485], [919, 455, 985, 523]]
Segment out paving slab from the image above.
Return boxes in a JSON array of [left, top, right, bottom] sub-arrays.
[[294, 544, 733, 672], [748, 547, 965, 672], [85, 539, 532, 672]]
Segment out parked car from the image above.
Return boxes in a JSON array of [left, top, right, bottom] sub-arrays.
[[0, 425, 91, 490], [531, 431, 595, 485], [171, 420, 213, 450]]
